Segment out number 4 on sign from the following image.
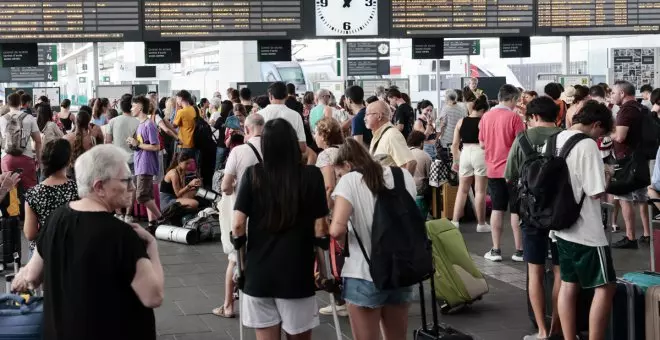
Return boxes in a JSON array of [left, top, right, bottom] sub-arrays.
[[343, 0, 351, 8]]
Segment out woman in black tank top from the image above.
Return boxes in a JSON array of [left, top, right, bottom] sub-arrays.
[[448, 95, 491, 231], [160, 153, 201, 211]]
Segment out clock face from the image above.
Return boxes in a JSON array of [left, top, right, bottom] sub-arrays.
[[316, 0, 378, 36]]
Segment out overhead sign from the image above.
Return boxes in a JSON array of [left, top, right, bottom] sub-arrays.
[[347, 42, 390, 59], [412, 38, 444, 60], [143, 1, 303, 41], [145, 41, 181, 64], [391, 0, 534, 37], [37, 45, 58, 64], [0, 65, 58, 82], [257, 40, 292, 62], [1, 44, 38, 68], [500, 37, 531, 59], [0, 0, 141, 42], [444, 40, 481, 56], [537, 1, 660, 36], [347, 60, 390, 77]]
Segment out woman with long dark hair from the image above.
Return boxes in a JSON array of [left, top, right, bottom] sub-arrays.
[[232, 118, 328, 340], [36, 103, 63, 147], [64, 108, 99, 177], [160, 152, 201, 211], [413, 99, 437, 159], [329, 138, 417, 340], [91, 98, 110, 126]]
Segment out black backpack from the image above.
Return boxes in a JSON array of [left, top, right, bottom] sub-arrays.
[[352, 167, 433, 290], [192, 107, 217, 152], [517, 132, 589, 231], [638, 105, 660, 160]]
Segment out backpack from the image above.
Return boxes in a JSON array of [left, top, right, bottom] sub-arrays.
[[2, 112, 29, 156], [192, 107, 216, 152], [183, 215, 218, 242], [517, 132, 589, 231], [352, 167, 434, 290], [638, 105, 660, 160]]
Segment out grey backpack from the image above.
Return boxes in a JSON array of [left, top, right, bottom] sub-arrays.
[[3, 112, 29, 156]]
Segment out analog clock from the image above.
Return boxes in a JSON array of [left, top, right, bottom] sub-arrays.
[[316, 0, 378, 36]]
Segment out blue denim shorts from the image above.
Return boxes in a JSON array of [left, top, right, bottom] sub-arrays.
[[342, 278, 413, 309]]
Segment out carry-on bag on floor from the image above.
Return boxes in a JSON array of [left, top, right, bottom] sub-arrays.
[[646, 285, 660, 340], [526, 202, 614, 331], [608, 279, 645, 340], [425, 219, 488, 314], [1, 258, 43, 340], [0, 216, 21, 272], [413, 277, 473, 340], [647, 198, 660, 271]]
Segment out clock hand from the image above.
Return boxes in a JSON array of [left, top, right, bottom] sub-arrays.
[[343, 0, 351, 8]]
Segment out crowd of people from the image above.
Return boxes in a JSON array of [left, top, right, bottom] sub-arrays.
[[3, 77, 658, 340]]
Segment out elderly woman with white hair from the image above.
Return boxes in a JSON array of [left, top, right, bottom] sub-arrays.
[[12, 144, 164, 340], [437, 89, 467, 148]]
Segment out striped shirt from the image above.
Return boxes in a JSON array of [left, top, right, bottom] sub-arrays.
[[439, 104, 467, 147]]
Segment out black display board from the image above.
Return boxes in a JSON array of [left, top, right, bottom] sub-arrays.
[[143, 0, 304, 41], [1, 44, 38, 67], [257, 40, 292, 62], [0, 0, 141, 42], [145, 41, 181, 64], [136, 66, 156, 78], [347, 60, 390, 77], [390, 0, 534, 38], [537, 1, 660, 36], [347, 42, 390, 59], [412, 38, 444, 60], [499, 37, 531, 59]]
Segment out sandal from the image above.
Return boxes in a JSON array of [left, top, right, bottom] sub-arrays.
[[212, 306, 235, 318]]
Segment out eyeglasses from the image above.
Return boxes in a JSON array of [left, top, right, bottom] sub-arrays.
[[111, 176, 135, 188]]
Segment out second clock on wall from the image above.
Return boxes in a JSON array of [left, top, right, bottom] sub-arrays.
[[316, 0, 378, 36]]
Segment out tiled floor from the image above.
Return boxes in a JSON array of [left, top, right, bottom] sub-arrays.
[[1, 212, 652, 340]]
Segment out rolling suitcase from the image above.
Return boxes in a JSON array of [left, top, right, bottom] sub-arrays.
[[0, 217, 21, 272], [413, 277, 473, 340], [425, 219, 488, 314], [648, 198, 660, 271], [646, 285, 660, 340], [608, 279, 645, 340]]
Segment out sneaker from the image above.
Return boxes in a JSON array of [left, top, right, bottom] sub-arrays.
[[484, 248, 502, 262], [639, 236, 651, 245], [611, 224, 621, 233], [612, 236, 639, 249], [523, 333, 549, 340], [451, 220, 459, 228], [123, 215, 134, 224], [511, 250, 524, 262], [146, 222, 158, 235], [476, 223, 492, 233], [319, 303, 348, 317]]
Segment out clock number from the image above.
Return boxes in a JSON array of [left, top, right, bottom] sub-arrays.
[[365, 0, 374, 6], [319, 0, 328, 7], [343, 22, 351, 30]]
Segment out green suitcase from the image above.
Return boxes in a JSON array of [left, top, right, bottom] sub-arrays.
[[426, 219, 488, 314]]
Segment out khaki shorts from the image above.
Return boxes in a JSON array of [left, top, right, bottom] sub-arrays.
[[136, 175, 154, 203], [459, 144, 487, 177], [241, 294, 319, 334]]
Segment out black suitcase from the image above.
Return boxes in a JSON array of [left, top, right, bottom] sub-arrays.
[[608, 279, 645, 340], [413, 276, 473, 340], [0, 216, 21, 271]]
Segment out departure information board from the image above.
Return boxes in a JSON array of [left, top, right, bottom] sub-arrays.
[[143, 1, 303, 40], [0, 1, 141, 42], [390, 0, 535, 37], [537, 0, 660, 35]]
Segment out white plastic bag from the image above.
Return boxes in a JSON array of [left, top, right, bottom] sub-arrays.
[[217, 193, 236, 255]]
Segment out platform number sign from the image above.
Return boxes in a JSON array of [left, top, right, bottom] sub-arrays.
[[316, 0, 378, 36]]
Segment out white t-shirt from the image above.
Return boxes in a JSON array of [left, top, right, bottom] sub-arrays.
[[332, 166, 417, 282], [258, 104, 306, 143], [0, 109, 39, 159], [544, 130, 608, 247], [224, 136, 262, 188]]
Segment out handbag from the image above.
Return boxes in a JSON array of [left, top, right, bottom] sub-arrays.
[[0, 294, 43, 340], [606, 151, 650, 195]]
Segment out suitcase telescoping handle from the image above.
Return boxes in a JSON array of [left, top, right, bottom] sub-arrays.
[[418, 272, 440, 334]]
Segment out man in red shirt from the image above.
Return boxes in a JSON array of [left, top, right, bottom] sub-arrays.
[[479, 85, 526, 262]]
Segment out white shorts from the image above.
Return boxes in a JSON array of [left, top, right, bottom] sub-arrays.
[[241, 294, 319, 335], [459, 144, 487, 177]]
